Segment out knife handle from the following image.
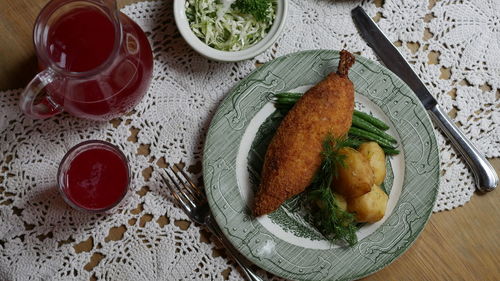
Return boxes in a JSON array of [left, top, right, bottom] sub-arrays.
[[428, 105, 498, 192]]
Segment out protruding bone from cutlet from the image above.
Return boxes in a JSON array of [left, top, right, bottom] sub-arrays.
[[337, 50, 355, 77]]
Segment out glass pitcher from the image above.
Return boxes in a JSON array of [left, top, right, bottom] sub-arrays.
[[20, 0, 153, 121]]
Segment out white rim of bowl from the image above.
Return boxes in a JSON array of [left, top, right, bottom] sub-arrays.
[[173, 0, 288, 62]]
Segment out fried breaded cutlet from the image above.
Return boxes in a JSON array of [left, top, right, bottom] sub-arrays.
[[253, 50, 356, 216]]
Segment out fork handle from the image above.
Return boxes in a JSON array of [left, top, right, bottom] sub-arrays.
[[206, 218, 264, 281]]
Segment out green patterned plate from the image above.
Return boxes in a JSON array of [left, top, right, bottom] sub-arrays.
[[203, 50, 439, 281]]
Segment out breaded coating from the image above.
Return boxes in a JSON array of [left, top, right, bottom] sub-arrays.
[[253, 50, 355, 216]]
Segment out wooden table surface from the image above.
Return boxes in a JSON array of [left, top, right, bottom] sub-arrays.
[[1, 0, 499, 280]]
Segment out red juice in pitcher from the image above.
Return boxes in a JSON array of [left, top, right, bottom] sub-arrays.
[[34, 3, 153, 120], [58, 140, 130, 211], [47, 7, 116, 72]]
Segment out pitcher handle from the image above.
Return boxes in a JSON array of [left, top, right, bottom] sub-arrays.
[[19, 68, 63, 119]]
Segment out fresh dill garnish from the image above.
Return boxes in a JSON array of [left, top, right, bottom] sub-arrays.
[[232, 0, 273, 22], [304, 134, 358, 246]]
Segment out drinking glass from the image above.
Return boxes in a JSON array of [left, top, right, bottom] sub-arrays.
[[58, 140, 130, 212]]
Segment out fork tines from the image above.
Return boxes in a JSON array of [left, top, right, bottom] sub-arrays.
[[160, 164, 205, 210]]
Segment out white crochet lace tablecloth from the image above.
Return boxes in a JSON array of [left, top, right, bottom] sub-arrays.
[[0, 0, 498, 280]]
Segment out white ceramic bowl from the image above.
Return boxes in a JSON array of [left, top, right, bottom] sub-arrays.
[[173, 0, 288, 62]]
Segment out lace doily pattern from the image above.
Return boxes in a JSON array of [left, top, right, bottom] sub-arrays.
[[0, 0, 498, 280]]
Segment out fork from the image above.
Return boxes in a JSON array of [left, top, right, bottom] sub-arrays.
[[160, 164, 264, 281]]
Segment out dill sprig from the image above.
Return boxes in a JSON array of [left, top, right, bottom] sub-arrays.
[[305, 134, 358, 246], [232, 0, 273, 22]]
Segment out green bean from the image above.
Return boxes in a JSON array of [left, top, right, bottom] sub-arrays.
[[275, 97, 299, 105], [275, 92, 302, 99], [382, 147, 400, 155], [348, 127, 395, 149], [274, 102, 289, 108], [353, 110, 390, 131], [346, 137, 400, 155], [351, 115, 397, 143]]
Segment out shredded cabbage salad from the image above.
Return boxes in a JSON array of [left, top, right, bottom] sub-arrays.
[[185, 0, 276, 51]]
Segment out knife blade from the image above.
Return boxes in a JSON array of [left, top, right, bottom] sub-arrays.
[[351, 6, 498, 192]]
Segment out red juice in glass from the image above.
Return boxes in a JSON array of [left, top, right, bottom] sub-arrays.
[[21, 0, 153, 121], [58, 140, 130, 212]]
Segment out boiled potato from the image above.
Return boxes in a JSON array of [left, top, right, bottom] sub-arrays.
[[332, 147, 374, 198], [358, 142, 386, 186], [347, 185, 388, 223]]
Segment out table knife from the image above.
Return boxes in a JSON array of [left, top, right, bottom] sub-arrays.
[[351, 6, 498, 192]]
